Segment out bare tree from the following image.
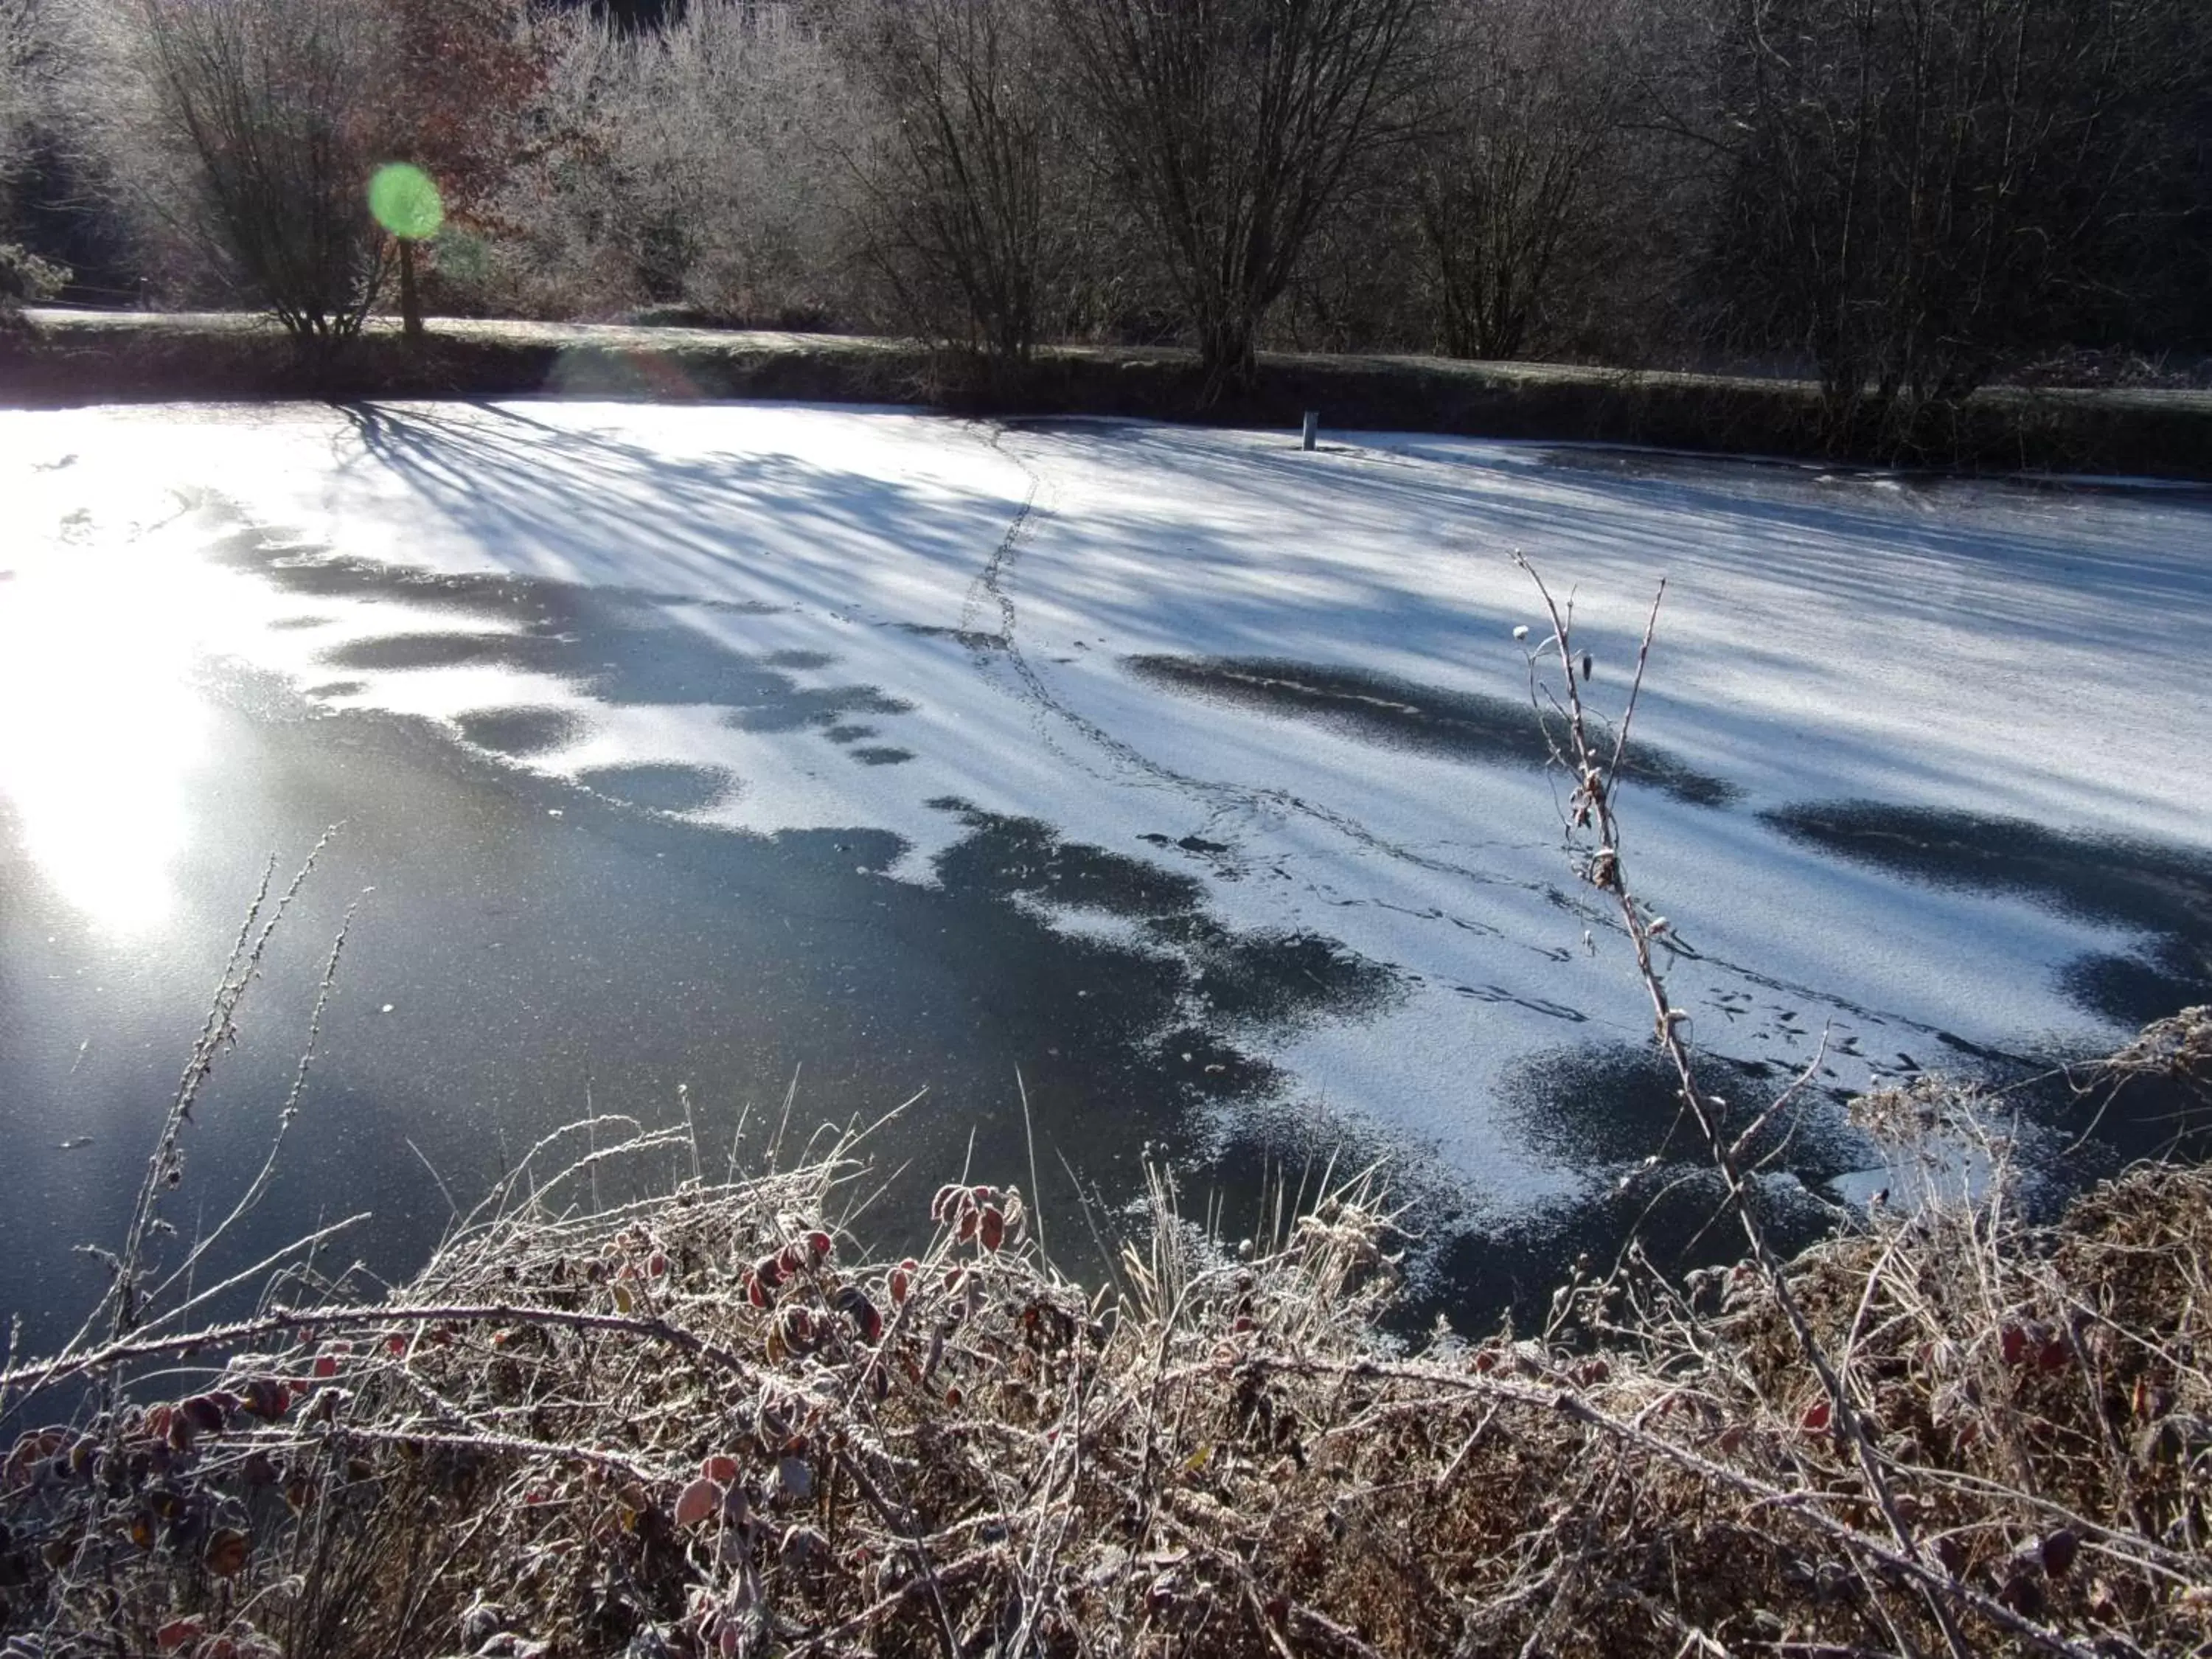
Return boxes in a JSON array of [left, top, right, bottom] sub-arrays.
[[88, 0, 402, 338], [0, 0, 67, 320], [0, 0, 42, 198], [1410, 0, 1627, 360], [1055, 0, 1424, 392], [849, 0, 1086, 368], [1676, 0, 2200, 451]]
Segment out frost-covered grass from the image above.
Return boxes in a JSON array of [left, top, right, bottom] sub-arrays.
[[5, 1036, 2212, 1658]]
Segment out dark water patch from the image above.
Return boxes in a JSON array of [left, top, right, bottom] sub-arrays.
[[327, 631, 573, 674], [1500, 1043, 1860, 1179], [268, 615, 332, 631], [1999, 1061, 2212, 1195], [823, 725, 877, 745], [725, 689, 915, 733], [1153, 1029, 1282, 1099], [1765, 802, 2212, 1025], [576, 763, 735, 814], [1143, 912, 1400, 1029], [927, 801, 1391, 1051], [1371, 1043, 1871, 1329], [931, 799, 1204, 917], [765, 650, 835, 671], [1127, 655, 1738, 807], [2062, 939, 2212, 1032], [456, 706, 582, 757], [305, 681, 366, 699], [849, 746, 914, 768]]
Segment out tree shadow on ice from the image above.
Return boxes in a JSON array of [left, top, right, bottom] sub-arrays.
[[333, 402, 1012, 622], [1032, 421, 2212, 671], [206, 517, 919, 777]]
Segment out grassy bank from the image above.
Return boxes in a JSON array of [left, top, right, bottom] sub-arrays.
[[7, 309, 2212, 480], [4, 1013, 2210, 1658]]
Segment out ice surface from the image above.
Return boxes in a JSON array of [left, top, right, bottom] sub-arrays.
[[7, 400, 2209, 1216]]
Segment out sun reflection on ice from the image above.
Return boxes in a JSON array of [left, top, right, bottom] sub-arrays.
[[0, 522, 209, 936]]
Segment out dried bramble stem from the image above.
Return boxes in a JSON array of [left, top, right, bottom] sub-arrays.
[[1515, 554, 1980, 1659]]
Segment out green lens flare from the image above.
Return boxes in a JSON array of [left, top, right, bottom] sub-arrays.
[[369, 164, 445, 241]]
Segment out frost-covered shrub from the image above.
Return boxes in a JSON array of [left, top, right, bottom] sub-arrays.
[[0, 237, 66, 321], [490, 1, 882, 327]]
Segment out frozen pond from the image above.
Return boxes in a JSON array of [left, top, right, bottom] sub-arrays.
[[4, 402, 2210, 1350]]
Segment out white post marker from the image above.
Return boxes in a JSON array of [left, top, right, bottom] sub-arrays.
[[1301, 411, 1318, 451]]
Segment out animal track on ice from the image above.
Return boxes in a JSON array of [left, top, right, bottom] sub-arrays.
[[961, 422, 1571, 902]]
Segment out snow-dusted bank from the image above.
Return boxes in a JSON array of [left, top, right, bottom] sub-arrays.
[[5, 401, 2210, 1230]]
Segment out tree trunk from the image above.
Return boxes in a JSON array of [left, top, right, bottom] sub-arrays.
[[1196, 311, 1258, 400], [398, 239, 424, 343]]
